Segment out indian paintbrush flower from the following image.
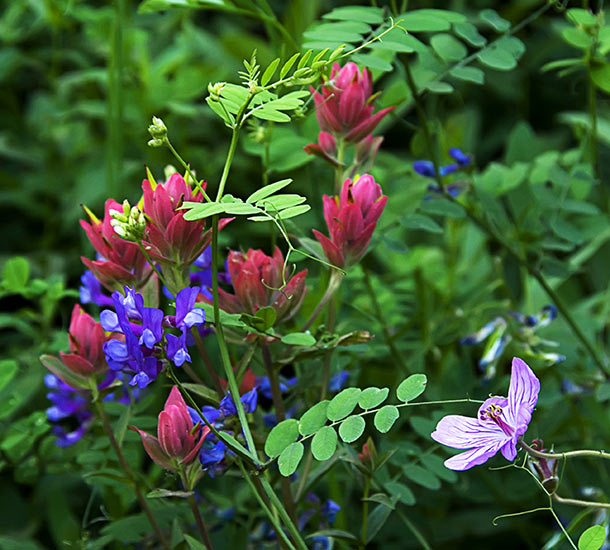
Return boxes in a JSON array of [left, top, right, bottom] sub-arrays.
[[313, 174, 387, 269], [80, 200, 151, 291], [59, 305, 111, 377], [311, 62, 393, 143], [431, 357, 540, 471], [130, 386, 209, 472], [210, 247, 307, 323]]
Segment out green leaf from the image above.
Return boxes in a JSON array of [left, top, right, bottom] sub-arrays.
[[147, 488, 193, 499], [386, 480, 416, 505], [550, 218, 584, 245], [453, 21, 487, 47], [311, 426, 338, 461], [399, 10, 451, 32], [351, 53, 393, 72], [184, 534, 208, 550], [561, 27, 593, 50], [430, 33, 467, 61], [480, 9, 510, 32], [374, 405, 399, 433], [276, 204, 311, 220], [591, 64, 610, 94], [422, 454, 458, 483], [252, 106, 291, 122], [246, 179, 292, 203], [358, 387, 389, 409], [306, 529, 359, 542], [403, 464, 441, 489], [449, 65, 485, 85], [400, 213, 443, 233], [338, 415, 366, 443], [257, 194, 306, 211], [205, 97, 235, 126], [299, 401, 330, 436], [419, 198, 465, 218], [264, 418, 300, 458], [366, 502, 395, 543], [221, 202, 260, 215], [244, 306, 277, 331], [261, 58, 280, 86], [567, 8, 598, 28], [477, 45, 517, 71], [578, 525, 606, 550], [281, 332, 316, 346], [2, 256, 30, 291], [39, 354, 90, 390], [278, 442, 304, 476], [396, 374, 427, 402], [280, 53, 300, 78], [364, 493, 398, 509], [327, 388, 362, 421], [322, 6, 384, 24], [182, 201, 226, 221], [425, 81, 454, 94], [304, 29, 362, 44], [0, 360, 18, 393]]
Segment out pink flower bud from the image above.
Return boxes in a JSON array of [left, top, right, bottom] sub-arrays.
[[313, 175, 387, 268], [59, 305, 109, 377], [209, 247, 307, 323], [311, 62, 393, 143], [130, 386, 209, 471], [304, 132, 340, 166], [80, 200, 151, 290]]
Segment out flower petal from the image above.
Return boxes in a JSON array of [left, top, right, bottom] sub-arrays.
[[443, 442, 504, 471], [431, 414, 508, 450], [506, 357, 540, 428]]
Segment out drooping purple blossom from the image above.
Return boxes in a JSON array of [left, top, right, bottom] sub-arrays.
[[431, 357, 540, 471]]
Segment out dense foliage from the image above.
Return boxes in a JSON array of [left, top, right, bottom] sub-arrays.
[[2, 1, 610, 549]]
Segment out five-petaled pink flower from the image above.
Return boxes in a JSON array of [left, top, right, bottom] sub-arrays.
[[313, 174, 387, 269], [311, 62, 394, 143], [130, 386, 209, 471], [431, 357, 540, 471]]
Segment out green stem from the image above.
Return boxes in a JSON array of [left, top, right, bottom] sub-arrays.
[[302, 270, 344, 331], [236, 461, 297, 550], [258, 476, 309, 550], [262, 344, 298, 524], [93, 401, 170, 550], [549, 506, 578, 550], [553, 493, 610, 509], [360, 475, 371, 549], [192, 327, 225, 398], [137, 242, 169, 289], [166, 140, 212, 203], [185, 489, 214, 549], [520, 439, 610, 461]]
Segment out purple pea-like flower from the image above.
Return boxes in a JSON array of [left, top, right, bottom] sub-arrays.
[[431, 357, 540, 471]]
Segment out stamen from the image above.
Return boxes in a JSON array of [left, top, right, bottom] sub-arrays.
[[479, 404, 514, 436]]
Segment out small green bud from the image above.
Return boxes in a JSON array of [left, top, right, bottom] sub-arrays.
[[148, 138, 164, 148], [148, 116, 168, 143], [312, 60, 328, 71], [208, 82, 226, 101], [164, 165, 178, 180], [109, 200, 146, 242], [293, 67, 311, 78]]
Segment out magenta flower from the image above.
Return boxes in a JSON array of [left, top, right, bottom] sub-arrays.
[[431, 357, 540, 471]]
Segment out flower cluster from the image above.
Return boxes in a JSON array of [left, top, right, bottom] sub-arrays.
[[100, 286, 206, 388], [413, 147, 472, 198], [461, 304, 563, 380]]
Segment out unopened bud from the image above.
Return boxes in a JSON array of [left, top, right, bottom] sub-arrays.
[[208, 82, 226, 101], [148, 138, 164, 148], [109, 200, 146, 242], [148, 116, 168, 143], [164, 164, 178, 180]]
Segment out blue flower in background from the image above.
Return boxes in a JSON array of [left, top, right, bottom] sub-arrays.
[[79, 270, 113, 307], [328, 371, 349, 392]]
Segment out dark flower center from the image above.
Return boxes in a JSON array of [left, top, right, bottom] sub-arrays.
[[480, 404, 514, 437]]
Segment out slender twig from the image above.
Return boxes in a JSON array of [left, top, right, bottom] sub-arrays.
[[553, 493, 610, 509], [236, 460, 297, 550], [192, 327, 225, 398], [93, 400, 171, 550], [166, 140, 212, 203], [187, 493, 214, 549], [302, 271, 344, 331], [360, 475, 371, 549], [262, 344, 298, 524], [520, 439, 610, 461]]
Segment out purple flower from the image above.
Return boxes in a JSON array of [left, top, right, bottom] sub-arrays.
[[79, 270, 113, 307], [219, 389, 258, 417], [329, 371, 349, 392], [431, 357, 540, 471]]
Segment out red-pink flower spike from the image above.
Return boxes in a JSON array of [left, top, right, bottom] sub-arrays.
[[130, 386, 209, 471], [304, 132, 340, 166], [313, 175, 387, 269], [211, 247, 307, 323], [80, 199, 151, 290], [59, 305, 109, 377], [142, 173, 225, 266], [311, 62, 394, 143]]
